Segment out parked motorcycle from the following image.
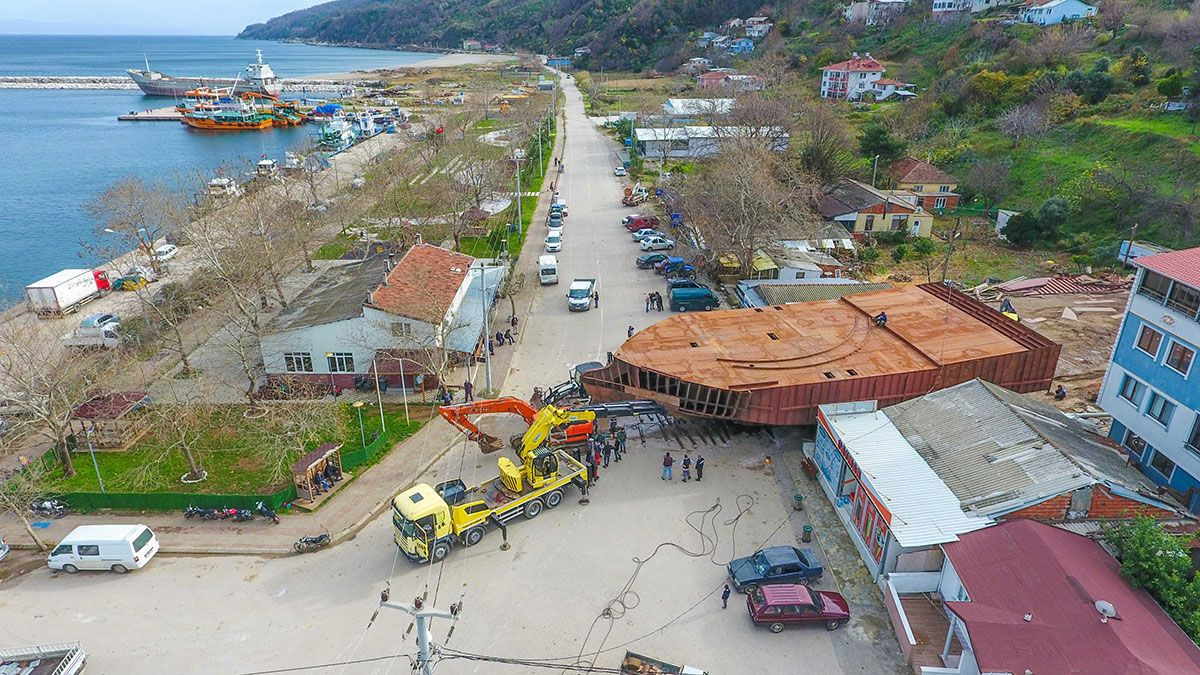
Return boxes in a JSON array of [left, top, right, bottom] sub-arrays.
[[30, 499, 67, 519], [256, 501, 280, 524], [231, 509, 254, 522], [184, 505, 219, 520], [294, 533, 331, 553]]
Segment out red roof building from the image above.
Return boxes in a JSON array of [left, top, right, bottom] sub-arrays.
[[369, 244, 474, 323], [887, 157, 960, 211], [1134, 246, 1200, 291], [882, 519, 1200, 673], [821, 53, 886, 101]]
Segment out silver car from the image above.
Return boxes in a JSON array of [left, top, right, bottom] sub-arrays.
[[640, 236, 675, 251], [631, 228, 663, 241]]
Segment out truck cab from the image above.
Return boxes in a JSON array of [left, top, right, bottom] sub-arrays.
[[392, 483, 453, 562]]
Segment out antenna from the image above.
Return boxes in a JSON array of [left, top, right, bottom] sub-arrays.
[[143, 52, 151, 72], [1095, 600, 1118, 623]]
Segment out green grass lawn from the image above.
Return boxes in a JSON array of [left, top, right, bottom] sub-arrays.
[[45, 405, 426, 496], [315, 234, 355, 260]]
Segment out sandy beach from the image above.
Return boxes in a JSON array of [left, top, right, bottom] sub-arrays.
[[315, 51, 518, 80]]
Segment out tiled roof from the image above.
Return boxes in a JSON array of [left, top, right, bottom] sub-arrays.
[[369, 244, 473, 324], [1134, 246, 1200, 289], [821, 56, 885, 72], [943, 520, 1200, 675], [73, 391, 149, 420], [888, 157, 956, 185], [873, 78, 911, 87]]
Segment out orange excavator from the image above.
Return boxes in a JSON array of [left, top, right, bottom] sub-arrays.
[[439, 397, 595, 454]]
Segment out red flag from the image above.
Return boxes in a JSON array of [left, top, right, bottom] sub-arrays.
[[435, 126, 444, 135]]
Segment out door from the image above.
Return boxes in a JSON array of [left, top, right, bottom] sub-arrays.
[[76, 544, 103, 570], [50, 543, 77, 568]]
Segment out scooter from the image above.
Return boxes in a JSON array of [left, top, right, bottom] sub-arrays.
[[30, 499, 67, 519], [231, 509, 254, 522], [184, 505, 219, 520], [294, 533, 331, 553], [256, 501, 280, 524]]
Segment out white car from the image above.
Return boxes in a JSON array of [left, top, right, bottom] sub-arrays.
[[548, 224, 564, 238], [640, 236, 675, 251], [614, 166, 627, 176], [631, 228, 663, 241], [545, 234, 563, 252], [153, 244, 179, 261]]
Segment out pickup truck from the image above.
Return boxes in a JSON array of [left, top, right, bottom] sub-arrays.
[[61, 323, 121, 349], [567, 278, 595, 312]]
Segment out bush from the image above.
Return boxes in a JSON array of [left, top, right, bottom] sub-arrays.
[[859, 247, 881, 263], [891, 244, 909, 262], [1107, 518, 1200, 642], [1158, 72, 1186, 98], [912, 237, 937, 257], [859, 123, 907, 164]]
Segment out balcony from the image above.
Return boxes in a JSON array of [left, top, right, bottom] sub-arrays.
[[883, 576, 968, 674]]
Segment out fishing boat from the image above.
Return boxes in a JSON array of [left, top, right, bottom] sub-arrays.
[[181, 94, 274, 131], [129, 49, 281, 97], [269, 101, 305, 127], [174, 87, 226, 114], [316, 114, 357, 151]]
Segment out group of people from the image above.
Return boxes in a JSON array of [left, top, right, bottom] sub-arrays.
[[575, 420, 629, 487], [486, 316, 520, 356], [661, 451, 704, 482], [312, 462, 343, 494], [645, 291, 665, 312]]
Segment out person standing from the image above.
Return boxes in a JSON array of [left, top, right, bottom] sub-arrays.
[[645, 293, 653, 312], [587, 451, 599, 487], [601, 437, 612, 468], [487, 337, 495, 356], [628, 325, 635, 338], [682, 454, 692, 482], [615, 427, 627, 457], [593, 290, 600, 308], [463, 379, 474, 402], [695, 454, 705, 482], [661, 452, 674, 481], [721, 584, 731, 609], [510, 314, 519, 329], [612, 432, 623, 463]]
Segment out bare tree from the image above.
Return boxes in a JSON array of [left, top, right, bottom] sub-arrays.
[[964, 159, 1015, 209], [794, 103, 856, 182], [85, 177, 186, 276], [256, 402, 342, 484], [997, 104, 1049, 144], [0, 457, 55, 549]]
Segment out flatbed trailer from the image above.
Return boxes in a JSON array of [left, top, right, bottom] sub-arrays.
[[0, 642, 87, 675]]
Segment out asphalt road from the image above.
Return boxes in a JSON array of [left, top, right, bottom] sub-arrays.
[[0, 76, 891, 674]]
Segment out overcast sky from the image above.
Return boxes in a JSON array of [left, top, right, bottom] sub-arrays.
[[0, 0, 322, 35]]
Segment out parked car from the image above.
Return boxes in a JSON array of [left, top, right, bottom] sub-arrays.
[[47, 524, 160, 574], [654, 256, 691, 275], [544, 234, 563, 253], [728, 545, 824, 592], [631, 228, 663, 241], [552, 198, 568, 215], [80, 313, 120, 329], [747, 584, 850, 633], [636, 253, 670, 269], [548, 223, 564, 238], [613, 166, 627, 176], [152, 244, 179, 262], [666, 278, 707, 290], [668, 286, 720, 311], [548, 212, 563, 228], [623, 214, 660, 231], [640, 236, 675, 251]]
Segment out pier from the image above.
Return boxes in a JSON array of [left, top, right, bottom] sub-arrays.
[[0, 76, 370, 91], [117, 106, 183, 121]]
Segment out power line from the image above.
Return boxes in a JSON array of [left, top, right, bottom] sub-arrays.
[[240, 653, 410, 675]]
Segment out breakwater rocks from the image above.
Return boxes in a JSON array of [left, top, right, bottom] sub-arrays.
[[0, 76, 366, 91]]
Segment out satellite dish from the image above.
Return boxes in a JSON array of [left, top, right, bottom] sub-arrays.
[[1095, 600, 1118, 622]]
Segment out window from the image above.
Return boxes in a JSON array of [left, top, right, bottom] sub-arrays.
[[1118, 375, 1146, 406], [934, 197, 947, 209], [1148, 449, 1176, 478], [133, 528, 154, 552], [52, 544, 72, 556], [283, 352, 313, 373], [1146, 392, 1176, 427], [1187, 417, 1200, 452], [1123, 429, 1148, 457], [890, 214, 908, 231], [1136, 325, 1163, 357], [939, 185, 951, 192], [77, 545, 99, 556], [863, 215, 875, 232], [392, 322, 414, 338], [1137, 271, 1171, 303], [327, 352, 355, 373], [911, 184, 924, 192], [1167, 283, 1200, 319], [1166, 342, 1195, 375]]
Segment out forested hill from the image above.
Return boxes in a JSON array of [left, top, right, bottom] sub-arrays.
[[238, 0, 763, 69]]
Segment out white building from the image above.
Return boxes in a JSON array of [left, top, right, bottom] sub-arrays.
[[634, 126, 789, 159], [844, 0, 909, 25], [820, 53, 885, 100], [1019, 0, 1097, 24], [661, 98, 735, 118]]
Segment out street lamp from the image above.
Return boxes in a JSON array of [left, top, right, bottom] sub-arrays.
[[352, 400, 366, 448], [324, 352, 336, 395], [84, 425, 105, 494]]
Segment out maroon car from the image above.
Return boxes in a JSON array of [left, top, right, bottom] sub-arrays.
[[747, 584, 850, 633], [623, 214, 660, 231]]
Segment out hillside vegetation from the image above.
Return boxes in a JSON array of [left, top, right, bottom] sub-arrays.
[[238, 0, 761, 69]]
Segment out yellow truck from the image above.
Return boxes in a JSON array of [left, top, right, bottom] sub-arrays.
[[392, 403, 593, 563]]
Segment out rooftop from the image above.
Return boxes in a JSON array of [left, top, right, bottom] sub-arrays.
[[738, 280, 891, 307], [884, 379, 1179, 516], [73, 391, 149, 421], [943, 519, 1200, 674], [368, 244, 474, 324], [1134, 245, 1200, 289], [662, 98, 735, 115], [819, 178, 920, 218], [270, 259, 387, 332], [821, 406, 994, 547], [888, 157, 956, 185], [822, 54, 884, 72], [614, 284, 1032, 390]]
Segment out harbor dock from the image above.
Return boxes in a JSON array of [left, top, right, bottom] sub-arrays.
[[117, 107, 183, 121]]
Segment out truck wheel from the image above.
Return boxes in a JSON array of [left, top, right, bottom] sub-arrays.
[[63, 564, 79, 574], [463, 527, 485, 547], [544, 490, 564, 509], [111, 564, 129, 574], [431, 541, 451, 562], [523, 499, 544, 519], [825, 620, 843, 631], [769, 622, 785, 634], [744, 584, 759, 594]]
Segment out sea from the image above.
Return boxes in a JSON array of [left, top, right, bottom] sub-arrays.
[[0, 35, 430, 303]]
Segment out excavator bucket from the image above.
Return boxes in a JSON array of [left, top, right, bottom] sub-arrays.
[[477, 435, 503, 454]]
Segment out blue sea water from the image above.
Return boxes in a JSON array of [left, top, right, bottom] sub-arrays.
[[0, 35, 428, 301]]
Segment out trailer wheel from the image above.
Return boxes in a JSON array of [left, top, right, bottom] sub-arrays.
[[463, 527, 485, 547], [431, 541, 451, 562], [523, 499, 544, 519], [544, 490, 564, 509]]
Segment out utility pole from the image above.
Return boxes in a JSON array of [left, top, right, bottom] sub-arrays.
[[871, 154, 880, 187], [480, 265, 493, 393], [1122, 222, 1139, 269], [371, 592, 463, 675], [514, 152, 523, 229]]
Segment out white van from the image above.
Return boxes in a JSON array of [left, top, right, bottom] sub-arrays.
[[538, 255, 559, 285], [48, 524, 160, 574]]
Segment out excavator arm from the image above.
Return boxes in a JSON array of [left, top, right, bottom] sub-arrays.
[[438, 397, 541, 453]]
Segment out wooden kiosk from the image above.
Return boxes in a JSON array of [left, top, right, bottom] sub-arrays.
[[291, 442, 346, 508]]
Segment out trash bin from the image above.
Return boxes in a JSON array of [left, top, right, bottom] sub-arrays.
[[793, 494, 805, 511], [802, 525, 813, 543]]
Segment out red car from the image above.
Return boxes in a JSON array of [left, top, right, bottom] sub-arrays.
[[623, 214, 660, 231], [747, 584, 850, 633]]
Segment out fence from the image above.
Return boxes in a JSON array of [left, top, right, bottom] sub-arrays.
[[58, 484, 297, 513]]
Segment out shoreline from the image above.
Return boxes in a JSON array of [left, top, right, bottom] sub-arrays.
[[308, 52, 518, 80]]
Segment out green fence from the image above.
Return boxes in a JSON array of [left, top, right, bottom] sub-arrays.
[[58, 484, 297, 513]]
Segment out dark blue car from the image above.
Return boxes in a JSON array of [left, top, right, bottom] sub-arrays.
[[727, 546, 823, 592]]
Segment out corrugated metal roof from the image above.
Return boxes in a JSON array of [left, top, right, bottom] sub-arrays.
[[446, 264, 506, 354], [269, 259, 387, 332], [825, 409, 993, 547], [883, 380, 1178, 516]]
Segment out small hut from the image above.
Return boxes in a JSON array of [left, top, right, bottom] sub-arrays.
[[292, 442, 345, 506], [69, 391, 150, 451]]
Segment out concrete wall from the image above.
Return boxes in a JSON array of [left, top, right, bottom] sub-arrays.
[[260, 312, 437, 377]]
